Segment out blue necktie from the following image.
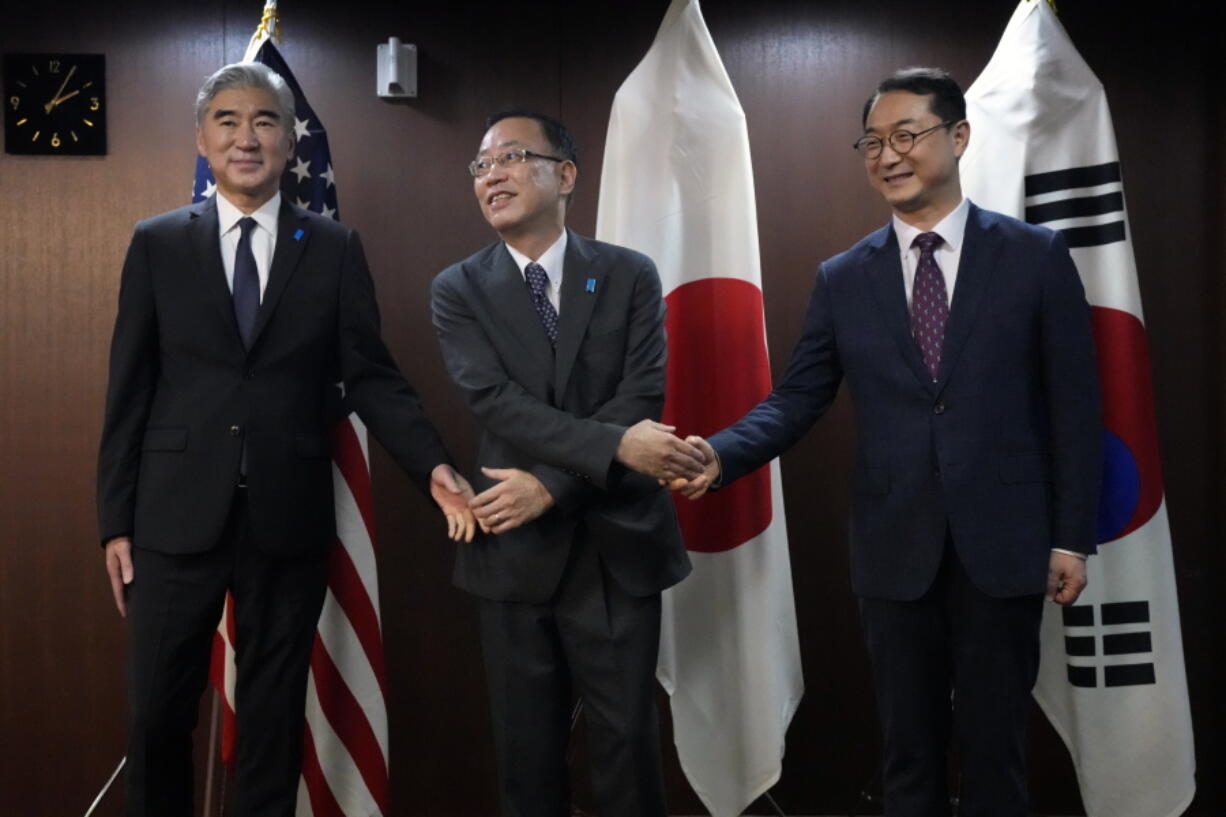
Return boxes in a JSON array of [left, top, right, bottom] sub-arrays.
[[524, 262, 559, 345], [232, 217, 260, 349], [911, 231, 949, 380]]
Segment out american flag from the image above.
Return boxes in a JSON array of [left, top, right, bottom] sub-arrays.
[[195, 13, 391, 816]]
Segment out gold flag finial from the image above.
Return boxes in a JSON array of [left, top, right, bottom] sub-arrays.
[[245, 0, 282, 58]]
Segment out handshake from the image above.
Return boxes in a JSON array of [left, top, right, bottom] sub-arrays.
[[429, 420, 720, 543], [614, 419, 719, 500]]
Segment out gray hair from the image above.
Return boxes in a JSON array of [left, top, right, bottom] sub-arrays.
[[194, 62, 295, 129]]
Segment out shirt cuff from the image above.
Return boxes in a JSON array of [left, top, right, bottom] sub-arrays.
[[1051, 548, 1087, 560]]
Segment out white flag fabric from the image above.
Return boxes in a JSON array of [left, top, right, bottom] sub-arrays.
[[961, 3, 1196, 816], [596, 2, 803, 815]]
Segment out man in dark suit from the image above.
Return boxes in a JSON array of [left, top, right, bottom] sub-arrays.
[[97, 62, 474, 817], [431, 110, 705, 817], [678, 68, 1103, 816]]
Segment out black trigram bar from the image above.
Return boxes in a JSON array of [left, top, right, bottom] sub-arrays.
[[1058, 221, 1127, 249], [1063, 605, 1094, 627], [1025, 191, 1124, 224], [1068, 665, 1097, 687], [1105, 663, 1156, 687], [1065, 636, 1096, 656], [1102, 601, 1151, 625], [1104, 632, 1153, 655], [1025, 162, 1122, 196]]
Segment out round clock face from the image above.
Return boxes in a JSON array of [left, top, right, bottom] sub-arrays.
[[4, 53, 106, 155]]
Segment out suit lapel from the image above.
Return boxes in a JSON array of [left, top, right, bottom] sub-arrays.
[[864, 225, 936, 392], [249, 200, 311, 350], [553, 231, 605, 401], [936, 204, 999, 391], [186, 197, 246, 354]]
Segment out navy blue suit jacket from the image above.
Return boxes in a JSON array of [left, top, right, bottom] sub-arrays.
[[711, 204, 1102, 600]]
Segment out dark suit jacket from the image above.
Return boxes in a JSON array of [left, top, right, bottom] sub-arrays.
[[431, 230, 690, 604], [97, 196, 449, 557], [712, 204, 1102, 601]]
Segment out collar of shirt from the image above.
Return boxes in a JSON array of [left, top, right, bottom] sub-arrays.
[[892, 197, 970, 306], [505, 229, 568, 312], [216, 190, 281, 239], [215, 191, 280, 298]]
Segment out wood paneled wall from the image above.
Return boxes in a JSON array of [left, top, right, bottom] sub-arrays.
[[1, 1, 1220, 815]]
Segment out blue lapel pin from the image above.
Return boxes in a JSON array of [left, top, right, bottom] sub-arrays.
[[293, 228, 305, 241], [585, 278, 596, 293]]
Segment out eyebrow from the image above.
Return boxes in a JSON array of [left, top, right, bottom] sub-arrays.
[[865, 117, 919, 133], [210, 108, 281, 121]]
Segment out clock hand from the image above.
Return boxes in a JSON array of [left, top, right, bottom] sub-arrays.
[[44, 64, 77, 113], [47, 89, 82, 109]]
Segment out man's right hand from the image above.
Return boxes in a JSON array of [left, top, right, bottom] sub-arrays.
[[664, 435, 721, 499], [615, 419, 706, 481], [104, 536, 134, 617]]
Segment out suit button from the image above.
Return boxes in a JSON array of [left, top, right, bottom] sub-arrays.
[[229, 425, 241, 436], [933, 402, 946, 415]]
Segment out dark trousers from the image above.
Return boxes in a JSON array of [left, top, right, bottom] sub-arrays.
[[476, 536, 667, 817], [858, 542, 1044, 817], [124, 488, 329, 817]]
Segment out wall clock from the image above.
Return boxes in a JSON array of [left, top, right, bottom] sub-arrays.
[[4, 53, 106, 155]]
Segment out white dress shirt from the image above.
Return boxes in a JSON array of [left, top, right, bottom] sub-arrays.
[[216, 191, 280, 302], [505, 229, 568, 313]]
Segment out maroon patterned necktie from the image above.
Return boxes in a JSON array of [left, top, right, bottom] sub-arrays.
[[524, 261, 559, 345], [911, 231, 949, 379]]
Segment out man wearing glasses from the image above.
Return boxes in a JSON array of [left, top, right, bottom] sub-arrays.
[[431, 110, 703, 816], [675, 68, 1102, 816]]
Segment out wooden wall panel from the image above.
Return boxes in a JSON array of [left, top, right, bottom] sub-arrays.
[[1, 1, 1219, 815]]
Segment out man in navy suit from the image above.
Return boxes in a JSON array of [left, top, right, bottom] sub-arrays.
[[97, 62, 474, 816], [678, 68, 1102, 816]]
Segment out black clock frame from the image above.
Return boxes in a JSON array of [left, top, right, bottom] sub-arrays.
[[3, 52, 107, 156]]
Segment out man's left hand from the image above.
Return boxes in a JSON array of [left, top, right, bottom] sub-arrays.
[[430, 464, 477, 543], [470, 467, 555, 535], [1046, 551, 1088, 605]]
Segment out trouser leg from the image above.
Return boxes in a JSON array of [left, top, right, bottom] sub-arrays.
[[858, 561, 953, 817], [946, 553, 1042, 817], [227, 516, 329, 817], [477, 595, 573, 817], [555, 540, 667, 817], [124, 515, 235, 816]]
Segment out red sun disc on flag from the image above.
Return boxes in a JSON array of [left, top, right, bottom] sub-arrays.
[[664, 278, 774, 552]]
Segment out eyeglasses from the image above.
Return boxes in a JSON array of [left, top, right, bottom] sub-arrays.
[[853, 121, 956, 159], [468, 148, 565, 178]]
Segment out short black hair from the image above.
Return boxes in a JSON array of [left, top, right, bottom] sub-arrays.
[[485, 108, 578, 165], [862, 67, 966, 129]]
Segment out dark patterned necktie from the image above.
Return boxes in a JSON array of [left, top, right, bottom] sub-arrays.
[[911, 231, 949, 379], [232, 217, 260, 349], [524, 261, 559, 345]]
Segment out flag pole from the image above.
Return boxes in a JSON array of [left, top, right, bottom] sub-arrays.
[[82, 756, 125, 817], [203, 688, 222, 817]]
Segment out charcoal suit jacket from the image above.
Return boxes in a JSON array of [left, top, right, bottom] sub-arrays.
[[431, 230, 690, 603]]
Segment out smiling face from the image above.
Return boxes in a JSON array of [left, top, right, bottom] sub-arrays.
[[473, 116, 576, 256], [862, 90, 968, 228], [195, 86, 293, 212]]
